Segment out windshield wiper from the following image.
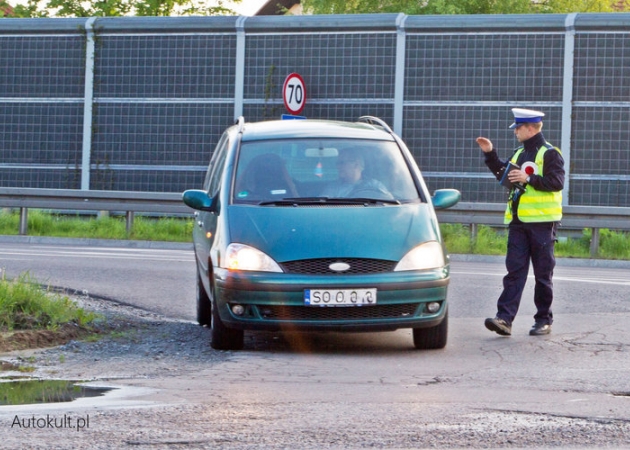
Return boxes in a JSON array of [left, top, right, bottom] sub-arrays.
[[258, 197, 401, 206], [342, 197, 401, 205]]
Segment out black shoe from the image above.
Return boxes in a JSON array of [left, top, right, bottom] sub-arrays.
[[485, 317, 512, 336], [529, 322, 551, 336]]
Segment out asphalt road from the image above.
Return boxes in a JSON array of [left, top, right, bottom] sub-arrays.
[[1, 237, 630, 449], [2, 237, 629, 324]]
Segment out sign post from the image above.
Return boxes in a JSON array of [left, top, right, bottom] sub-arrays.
[[282, 73, 306, 117]]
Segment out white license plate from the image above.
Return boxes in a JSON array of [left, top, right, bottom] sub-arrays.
[[304, 288, 377, 306]]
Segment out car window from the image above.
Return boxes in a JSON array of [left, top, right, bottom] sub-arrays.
[[232, 139, 419, 204], [204, 133, 229, 196]]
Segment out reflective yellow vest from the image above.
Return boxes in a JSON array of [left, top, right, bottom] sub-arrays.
[[504, 145, 563, 224]]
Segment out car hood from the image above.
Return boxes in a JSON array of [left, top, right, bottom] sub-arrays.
[[226, 204, 440, 263]]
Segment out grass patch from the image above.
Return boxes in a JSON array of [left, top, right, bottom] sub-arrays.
[[441, 224, 506, 256], [555, 230, 591, 259], [598, 229, 630, 260], [439, 224, 473, 254], [471, 225, 507, 255], [442, 224, 630, 260], [0, 272, 97, 332], [0, 210, 193, 243]]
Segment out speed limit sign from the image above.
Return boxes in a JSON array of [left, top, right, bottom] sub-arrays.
[[282, 73, 306, 115]]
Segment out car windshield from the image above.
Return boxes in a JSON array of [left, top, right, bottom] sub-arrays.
[[232, 139, 420, 205]]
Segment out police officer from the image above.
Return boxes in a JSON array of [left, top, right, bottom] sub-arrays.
[[476, 108, 565, 336]]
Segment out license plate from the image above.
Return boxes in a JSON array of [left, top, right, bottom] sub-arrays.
[[304, 288, 377, 306]]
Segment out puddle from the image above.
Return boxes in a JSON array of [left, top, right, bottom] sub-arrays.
[[0, 379, 115, 406]]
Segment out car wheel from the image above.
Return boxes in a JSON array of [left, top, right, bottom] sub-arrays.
[[412, 309, 448, 350], [196, 271, 212, 326], [210, 287, 245, 351]]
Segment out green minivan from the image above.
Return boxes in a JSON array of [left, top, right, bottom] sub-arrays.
[[183, 116, 460, 350]]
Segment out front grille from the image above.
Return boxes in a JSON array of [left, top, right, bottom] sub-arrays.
[[281, 258, 396, 275], [256, 303, 418, 321]]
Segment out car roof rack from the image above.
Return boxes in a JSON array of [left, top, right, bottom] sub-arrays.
[[235, 116, 245, 133], [358, 116, 393, 135]]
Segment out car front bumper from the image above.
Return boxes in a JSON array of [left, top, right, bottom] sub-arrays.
[[213, 267, 450, 332]]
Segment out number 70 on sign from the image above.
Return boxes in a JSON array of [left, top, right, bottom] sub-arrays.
[[283, 73, 307, 115]]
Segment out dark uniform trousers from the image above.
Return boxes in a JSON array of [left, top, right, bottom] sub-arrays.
[[497, 221, 557, 326]]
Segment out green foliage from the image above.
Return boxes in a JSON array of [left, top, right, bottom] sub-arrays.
[[598, 229, 630, 259], [130, 216, 193, 241], [441, 224, 630, 260], [471, 224, 507, 255], [555, 229, 590, 258], [535, 0, 624, 13], [301, 0, 630, 15], [0, 210, 193, 242], [440, 223, 473, 254], [6, 0, 241, 18], [0, 272, 97, 331], [441, 223, 507, 255]]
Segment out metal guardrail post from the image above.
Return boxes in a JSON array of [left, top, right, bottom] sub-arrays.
[[469, 223, 477, 253], [126, 211, 134, 235], [19, 207, 28, 235], [590, 228, 600, 258]]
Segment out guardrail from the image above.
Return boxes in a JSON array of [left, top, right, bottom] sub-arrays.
[[1, 188, 629, 257], [0, 187, 191, 235], [435, 202, 630, 257]]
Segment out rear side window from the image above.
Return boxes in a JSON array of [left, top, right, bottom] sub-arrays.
[[232, 139, 419, 204], [204, 133, 229, 197]]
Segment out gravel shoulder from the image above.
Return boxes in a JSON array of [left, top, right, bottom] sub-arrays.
[[1, 294, 228, 380]]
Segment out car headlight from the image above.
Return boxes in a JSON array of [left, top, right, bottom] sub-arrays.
[[394, 241, 445, 271], [223, 243, 283, 272]]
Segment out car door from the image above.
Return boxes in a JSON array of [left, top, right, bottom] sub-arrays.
[[193, 132, 229, 281]]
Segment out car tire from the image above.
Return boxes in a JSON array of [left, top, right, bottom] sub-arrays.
[[412, 309, 448, 350], [210, 285, 245, 351], [196, 271, 212, 327]]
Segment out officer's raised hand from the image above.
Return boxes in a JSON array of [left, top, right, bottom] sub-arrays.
[[476, 137, 493, 153]]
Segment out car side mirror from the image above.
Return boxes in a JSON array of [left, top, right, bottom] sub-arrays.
[[182, 189, 217, 213], [431, 189, 460, 210]]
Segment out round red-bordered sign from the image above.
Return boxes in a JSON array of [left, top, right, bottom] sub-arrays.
[[283, 73, 306, 115]]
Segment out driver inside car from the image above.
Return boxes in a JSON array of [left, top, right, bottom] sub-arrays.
[[320, 148, 393, 199]]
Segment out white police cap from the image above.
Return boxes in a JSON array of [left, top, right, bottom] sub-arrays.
[[509, 108, 545, 129]]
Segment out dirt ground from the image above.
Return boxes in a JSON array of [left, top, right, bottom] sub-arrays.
[[0, 324, 92, 354]]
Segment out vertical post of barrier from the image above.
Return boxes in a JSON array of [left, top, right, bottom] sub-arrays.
[[561, 13, 577, 206], [234, 17, 247, 121], [590, 228, 600, 258], [81, 17, 97, 191], [19, 207, 28, 236], [126, 211, 134, 235], [393, 14, 407, 137]]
